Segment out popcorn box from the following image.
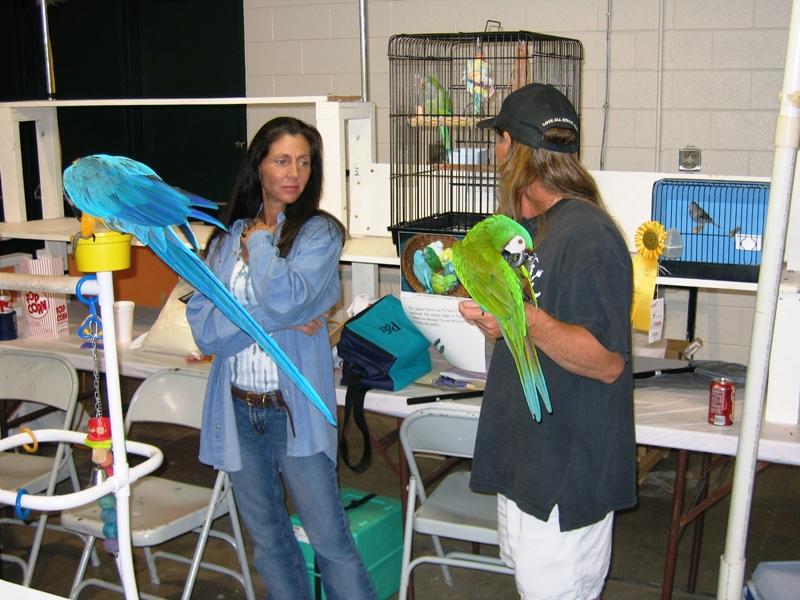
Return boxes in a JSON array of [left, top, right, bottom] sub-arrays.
[[16, 256, 69, 339]]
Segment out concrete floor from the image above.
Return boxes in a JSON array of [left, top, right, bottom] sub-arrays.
[[2, 384, 798, 599]]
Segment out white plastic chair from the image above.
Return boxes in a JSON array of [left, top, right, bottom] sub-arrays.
[[0, 349, 83, 586], [398, 407, 513, 600], [60, 368, 255, 600]]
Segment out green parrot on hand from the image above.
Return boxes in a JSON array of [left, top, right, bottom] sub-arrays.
[[420, 74, 452, 161], [452, 214, 552, 422]]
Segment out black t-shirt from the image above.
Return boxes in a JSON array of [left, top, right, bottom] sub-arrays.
[[469, 199, 637, 531]]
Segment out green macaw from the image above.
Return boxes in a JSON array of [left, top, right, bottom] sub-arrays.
[[452, 214, 552, 422], [421, 74, 452, 161]]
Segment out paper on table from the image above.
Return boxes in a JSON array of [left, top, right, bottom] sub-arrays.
[[400, 292, 486, 372]]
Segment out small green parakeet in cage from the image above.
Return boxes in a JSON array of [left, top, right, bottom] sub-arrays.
[[420, 74, 452, 160], [452, 214, 552, 422]]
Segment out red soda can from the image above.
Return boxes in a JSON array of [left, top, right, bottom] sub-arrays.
[[0, 294, 11, 313], [708, 378, 735, 426]]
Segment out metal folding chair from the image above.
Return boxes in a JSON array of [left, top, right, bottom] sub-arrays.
[[398, 407, 513, 600], [0, 349, 83, 586], [60, 368, 255, 600]]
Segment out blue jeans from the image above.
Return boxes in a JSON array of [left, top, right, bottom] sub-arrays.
[[228, 399, 377, 600]]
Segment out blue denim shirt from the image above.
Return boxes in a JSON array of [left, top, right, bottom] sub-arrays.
[[186, 215, 342, 472]]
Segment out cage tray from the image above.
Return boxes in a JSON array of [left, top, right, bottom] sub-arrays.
[[389, 211, 489, 250]]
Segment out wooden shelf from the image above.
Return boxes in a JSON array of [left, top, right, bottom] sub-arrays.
[[408, 115, 482, 128], [1, 95, 360, 109], [0, 217, 215, 249], [0, 217, 401, 268], [341, 235, 398, 266], [655, 276, 757, 292]]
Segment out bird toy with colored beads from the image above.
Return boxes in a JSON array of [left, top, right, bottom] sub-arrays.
[[78, 276, 119, 554], [86, 367, 118, 553]]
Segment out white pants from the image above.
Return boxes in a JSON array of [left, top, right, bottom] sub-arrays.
[[497, 495, 614, 600]]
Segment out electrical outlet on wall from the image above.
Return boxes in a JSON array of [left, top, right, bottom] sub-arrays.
[[679, 147, 702, 171]]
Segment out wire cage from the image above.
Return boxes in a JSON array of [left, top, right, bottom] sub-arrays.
[[651, 178, 770, 283], [387, 30, 583, 246]]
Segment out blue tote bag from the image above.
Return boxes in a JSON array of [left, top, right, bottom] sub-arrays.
[[337, 294, 431, 471]]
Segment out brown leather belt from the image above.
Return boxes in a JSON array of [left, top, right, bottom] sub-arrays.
[[231, 386, 295, 436]]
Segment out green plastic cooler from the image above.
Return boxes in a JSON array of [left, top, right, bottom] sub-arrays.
[[291, 488, 403, 600]]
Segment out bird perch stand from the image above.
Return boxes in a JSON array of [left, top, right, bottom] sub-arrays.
[[0, 260, 151, 600], [73, 232, 132, 273]]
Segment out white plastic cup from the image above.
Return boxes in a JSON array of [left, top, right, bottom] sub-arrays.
[[113, 300, 135, 346]]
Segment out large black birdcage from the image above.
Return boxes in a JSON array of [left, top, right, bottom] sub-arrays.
[[387, 30, 583, 245]]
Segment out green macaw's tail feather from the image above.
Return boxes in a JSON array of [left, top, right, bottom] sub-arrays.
[[506, 329, 551, 422], [527, 338, 552, 415]]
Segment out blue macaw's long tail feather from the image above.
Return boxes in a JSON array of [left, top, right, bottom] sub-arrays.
[[146, 228, 336, 426]]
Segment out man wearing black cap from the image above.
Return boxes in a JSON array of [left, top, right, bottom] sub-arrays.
[[459, 84, 636, 599]]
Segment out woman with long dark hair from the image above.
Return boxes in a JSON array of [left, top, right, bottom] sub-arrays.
[[188, 116, 375, 600]]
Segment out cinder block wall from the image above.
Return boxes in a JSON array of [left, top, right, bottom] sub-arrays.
[[245, 0, 793, 364]]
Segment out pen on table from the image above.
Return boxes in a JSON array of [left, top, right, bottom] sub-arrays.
[[407, 390, 483, 405], [633, 366, 696, 380]]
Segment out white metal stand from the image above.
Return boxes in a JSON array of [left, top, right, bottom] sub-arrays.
[[717, 0, 800, 597], [0, 271, 164, 600]]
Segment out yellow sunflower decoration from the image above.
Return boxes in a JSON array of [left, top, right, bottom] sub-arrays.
[[631, 220, 667, 331]]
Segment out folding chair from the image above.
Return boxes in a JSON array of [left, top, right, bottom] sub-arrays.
[[0, 349, 83, 587], [60, 368, 255, 600], [398, 407, 513, 600]]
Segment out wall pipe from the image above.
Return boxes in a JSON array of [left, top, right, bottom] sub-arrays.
[[654, 0, 665, 172], [38, 0, 56, 97], [716, 0, 800, 597], [359, 0, 369, 101]]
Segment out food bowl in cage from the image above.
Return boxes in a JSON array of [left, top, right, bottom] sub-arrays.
[[396, 212, 490, 296], [400, 233, 466, 296]]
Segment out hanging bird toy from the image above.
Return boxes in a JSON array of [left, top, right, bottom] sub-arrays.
[[463, 39, 495, 115], [76, 275, 118, 553]]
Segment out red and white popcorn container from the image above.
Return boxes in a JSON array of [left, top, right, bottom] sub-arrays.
[[16, 255, 70, 339]]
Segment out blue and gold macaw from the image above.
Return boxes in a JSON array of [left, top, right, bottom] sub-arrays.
[[452, 214, 551, 422], [63, 154, 336, 426]]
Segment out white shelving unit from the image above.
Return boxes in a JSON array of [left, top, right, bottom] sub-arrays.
[[0, 95, 399, 297], [0, 95, 384, 244]]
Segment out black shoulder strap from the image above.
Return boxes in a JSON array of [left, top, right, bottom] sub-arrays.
[[338, 383, 372, 473]]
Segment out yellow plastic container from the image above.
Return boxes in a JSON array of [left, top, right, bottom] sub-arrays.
[[73, 231, 133, 273]]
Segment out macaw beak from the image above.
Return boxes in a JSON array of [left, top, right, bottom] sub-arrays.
[[503, 249, 533, 268], [80, 213, 97, 238]]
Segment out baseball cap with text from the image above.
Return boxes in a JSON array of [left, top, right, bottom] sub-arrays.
[[476, 83, 579, 153]]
